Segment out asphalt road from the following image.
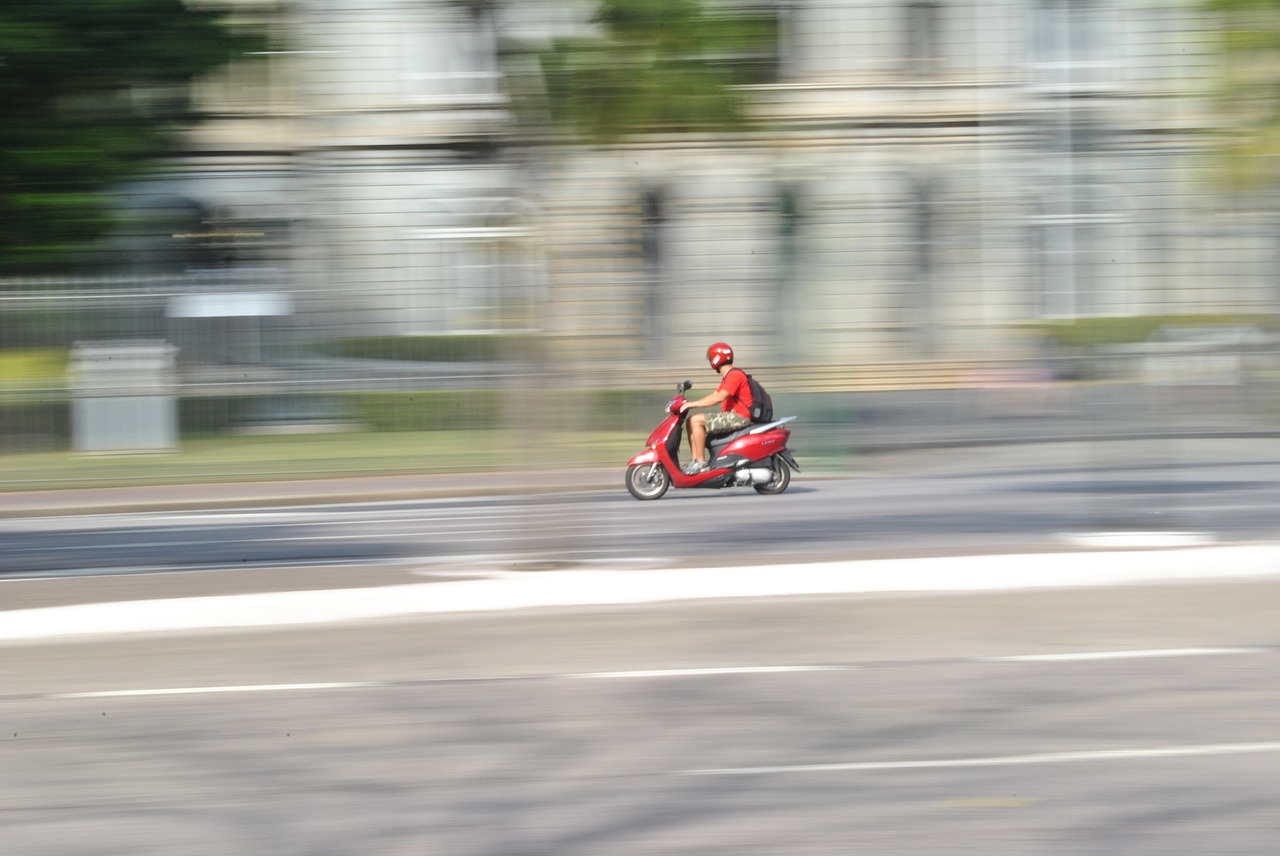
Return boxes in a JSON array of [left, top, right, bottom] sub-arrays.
[[5, 444, 1280, 581], [3, 440, 1280, 854], [3, 580, 1279, 855]]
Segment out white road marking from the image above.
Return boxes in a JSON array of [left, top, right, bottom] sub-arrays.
[[33, 649, 1269, 701], [570, 665, 848, 679], [4, 544, 1280, 641], [985, 647, 1268, 663], [1058, 531, 1216, 548], [0, 505, 560, 533], [4, 516, 598, 553], [52, 682, 381, 699], [681, 741, 1280, 776], [37, 530, 477, 550], [41, 668, 846, 700]]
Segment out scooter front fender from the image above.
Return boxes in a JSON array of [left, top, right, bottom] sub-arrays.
[[627, 448, 661, 467]]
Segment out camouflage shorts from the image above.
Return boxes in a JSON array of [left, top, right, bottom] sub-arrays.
[[704, 410, 751, 437]]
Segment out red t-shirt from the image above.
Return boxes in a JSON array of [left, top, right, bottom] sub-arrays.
[[718, 368, 753, 419]]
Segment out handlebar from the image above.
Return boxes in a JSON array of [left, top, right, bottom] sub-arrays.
[[668, 380, 693, 414]]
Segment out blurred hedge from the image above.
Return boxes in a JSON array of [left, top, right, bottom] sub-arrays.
[[0, 388, 659, 445], [0, 308, 166, 348], [179, 396, 258, 435], [180, 393, 504, 434], [1032, 314, 1280, 348], [345, 391, 502, 432], [0, 402, 68, 448], [346, 389, 653, 432], [310, 334, 546, 363]]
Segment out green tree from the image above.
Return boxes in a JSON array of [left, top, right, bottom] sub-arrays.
[[528, 0, 778, 144], [0, 0, 256, 274], [1206, 0, 1280, 189]]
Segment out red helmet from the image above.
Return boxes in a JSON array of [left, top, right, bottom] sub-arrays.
[[707, 342, 734, 370]]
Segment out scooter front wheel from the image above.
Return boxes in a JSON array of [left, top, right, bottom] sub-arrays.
[[753, 455, 791, 495], [626, 463, 671, 500]]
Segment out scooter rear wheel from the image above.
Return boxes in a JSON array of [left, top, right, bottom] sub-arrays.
[[753, 455, 791, 495], [626, 463, 671, 500]]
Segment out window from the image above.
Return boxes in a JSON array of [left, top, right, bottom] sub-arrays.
[[1030, 0, 1114, 94], [904, 1, 942, 77]]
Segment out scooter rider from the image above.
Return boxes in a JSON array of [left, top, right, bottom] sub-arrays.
[[679, 342, 753, 474]]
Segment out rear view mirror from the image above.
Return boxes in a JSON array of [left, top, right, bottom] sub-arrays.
[[681, 380, 693, 392]]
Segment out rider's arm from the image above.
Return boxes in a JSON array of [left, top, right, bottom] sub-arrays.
[[681, 388, 729, 411]]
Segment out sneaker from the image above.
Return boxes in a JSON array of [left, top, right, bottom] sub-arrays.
[[683, 459, 709, 474]]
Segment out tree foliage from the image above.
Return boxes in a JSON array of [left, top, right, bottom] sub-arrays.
[[531, 0, 778, 144], [0, 0, 256, 274], [1204, 0, 1280, 189]]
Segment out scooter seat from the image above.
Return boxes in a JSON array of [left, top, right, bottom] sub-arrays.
[[708, 416, 796, 455]]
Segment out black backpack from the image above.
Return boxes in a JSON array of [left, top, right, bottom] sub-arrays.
[[742, 371, 773, 423]]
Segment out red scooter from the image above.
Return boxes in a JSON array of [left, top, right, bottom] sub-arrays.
[[625, 380, 800, 500]]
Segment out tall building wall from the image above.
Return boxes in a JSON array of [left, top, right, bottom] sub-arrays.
[[172, 0, 1277, 369]]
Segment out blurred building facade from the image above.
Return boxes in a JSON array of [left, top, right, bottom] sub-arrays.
[[164, 0, 1270, 368]]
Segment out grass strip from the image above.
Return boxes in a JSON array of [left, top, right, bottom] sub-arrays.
[[0, 430, 642, 492]]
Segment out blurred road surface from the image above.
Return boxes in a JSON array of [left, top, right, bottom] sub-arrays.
[[3, 579, 1279, 855], [3, 434, 1279, 854], [3, 439, 1280, 584]]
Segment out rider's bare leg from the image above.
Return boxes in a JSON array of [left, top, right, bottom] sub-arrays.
[[687, 413, 708, 462]]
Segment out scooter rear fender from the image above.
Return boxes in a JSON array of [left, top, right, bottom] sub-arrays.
[[718, 426, 791, 461]]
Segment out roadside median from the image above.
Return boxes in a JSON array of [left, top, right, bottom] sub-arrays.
[[0, 466, 622, 518]]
